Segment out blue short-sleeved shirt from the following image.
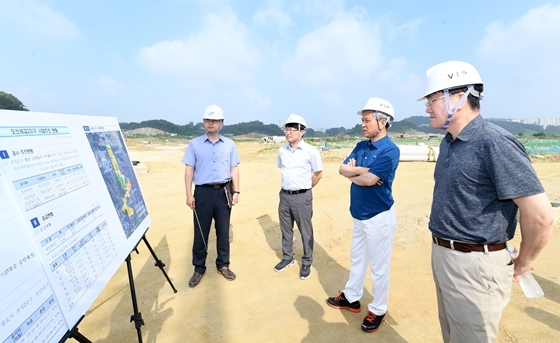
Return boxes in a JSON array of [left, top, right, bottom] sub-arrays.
[[429, 115, 544, 244], [344, 136, 400, 220], [182, 134, 241, 185]]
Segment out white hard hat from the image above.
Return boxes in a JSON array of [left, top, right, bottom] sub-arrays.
[[285, 114, 307, 128], [202, 104, 224, 120], [358, 97, 395, 120], [417, 61, 483, 101]]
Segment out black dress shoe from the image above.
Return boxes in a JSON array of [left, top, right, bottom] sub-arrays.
[[217, 266, 236, 281], [189, 272, 204, 287]]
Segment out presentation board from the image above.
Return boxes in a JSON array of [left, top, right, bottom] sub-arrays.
[[0, 110, 151, 343]]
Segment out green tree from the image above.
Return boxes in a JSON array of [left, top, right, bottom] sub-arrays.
[[325, 127, 347, 136], [0, 91, 29, 111]]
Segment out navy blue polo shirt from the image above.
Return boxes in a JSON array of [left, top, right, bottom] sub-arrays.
[[344, 136, 400, 220], [429, 115, 544, 244]]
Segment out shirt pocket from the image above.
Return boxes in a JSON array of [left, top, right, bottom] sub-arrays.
[[219, 151, 231, 168], [357, 150, 375, 168]]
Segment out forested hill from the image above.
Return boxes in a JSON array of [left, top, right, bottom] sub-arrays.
[[119, 120, 285, 136], [396, 116, 560, 135], [120, 117, 560, 137]]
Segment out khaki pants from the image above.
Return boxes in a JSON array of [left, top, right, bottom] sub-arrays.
[[431, 242, 513, 343]]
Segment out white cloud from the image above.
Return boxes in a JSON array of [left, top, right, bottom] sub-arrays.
[[190, 0, 230, 9], [253, 0, 292, 29], [96, 76, 122, 96], [293, 0, 346, 20], [377, 57, 422, 95], [13, 85, 62, 109], [0, 0, 82, 42], [245, 87, 271, 108], [283, 15, 383, 87], [319, 90, 346, 106], [476, 4, 560, 77], [387, 17, 425, 41], [137, 9, 260, 86]]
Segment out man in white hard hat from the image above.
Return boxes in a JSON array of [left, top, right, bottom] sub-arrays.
[[326, 98, 400, 333], [182, 104, 241, 287], [274, 114, 323, 280], [420, 61, 554, 342]]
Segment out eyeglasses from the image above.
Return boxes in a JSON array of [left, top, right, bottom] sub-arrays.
[[284, 128, 299, 133], [425, 95, 445, 108]]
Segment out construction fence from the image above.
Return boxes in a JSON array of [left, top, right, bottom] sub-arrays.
[[521, 139, 560, 155], [313, 138, 560, 162]]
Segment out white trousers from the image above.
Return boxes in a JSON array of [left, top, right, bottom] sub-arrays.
[[343, 206, 396, 315]]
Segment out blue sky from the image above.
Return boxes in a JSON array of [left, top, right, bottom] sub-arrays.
[[1, 0, 559, 130]]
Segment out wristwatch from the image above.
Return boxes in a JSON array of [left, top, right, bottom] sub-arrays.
[[233, 191, 240, 194]]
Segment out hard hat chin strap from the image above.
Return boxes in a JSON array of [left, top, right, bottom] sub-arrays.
[[371, 111, 389, 138], [372, 122, 383, 138], [441, 85, 474, 130], [288, 124, 305, 149]]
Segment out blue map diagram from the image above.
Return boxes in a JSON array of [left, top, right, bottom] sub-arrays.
[[86, 131, 148, 238]]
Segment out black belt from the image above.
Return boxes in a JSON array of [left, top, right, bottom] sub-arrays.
[[199, 183, 227, 189], [282, 189, 309, 195], [432, 235, 507, 253]]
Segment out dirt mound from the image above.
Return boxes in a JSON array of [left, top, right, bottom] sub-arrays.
[[531, 154, 560, 163], [124, 127, 167, 135]]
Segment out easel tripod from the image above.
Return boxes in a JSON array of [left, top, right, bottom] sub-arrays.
[[127, 234, 178, 343], [62, 232, 177, 343]]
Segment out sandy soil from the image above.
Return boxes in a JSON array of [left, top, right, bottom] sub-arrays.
[[78, 138, 560, 343]]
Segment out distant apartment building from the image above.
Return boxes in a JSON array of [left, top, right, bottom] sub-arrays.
[[520, 117, 560, 129]]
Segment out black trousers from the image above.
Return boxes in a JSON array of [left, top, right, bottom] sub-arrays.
[[192, 186, 231, 273]]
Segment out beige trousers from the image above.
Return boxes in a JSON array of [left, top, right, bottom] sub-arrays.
[[431, 242, 513, 343]]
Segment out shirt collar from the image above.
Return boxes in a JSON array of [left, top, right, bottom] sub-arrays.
[[445, 114, 483, 143], [369, 135, 389, 149], [284, 139, 306, 150], [204, 133, 224, 143]]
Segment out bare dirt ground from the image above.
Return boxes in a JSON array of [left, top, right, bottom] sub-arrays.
[[79, 138, 560, 343]]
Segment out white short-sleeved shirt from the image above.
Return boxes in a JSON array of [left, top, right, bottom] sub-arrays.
[[277, 140, 322, 191]]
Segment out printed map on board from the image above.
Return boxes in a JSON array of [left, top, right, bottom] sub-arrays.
[[86, 131, 148, 238]]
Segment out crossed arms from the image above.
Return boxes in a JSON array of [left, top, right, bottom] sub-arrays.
[[339, 158, 382, 186]]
